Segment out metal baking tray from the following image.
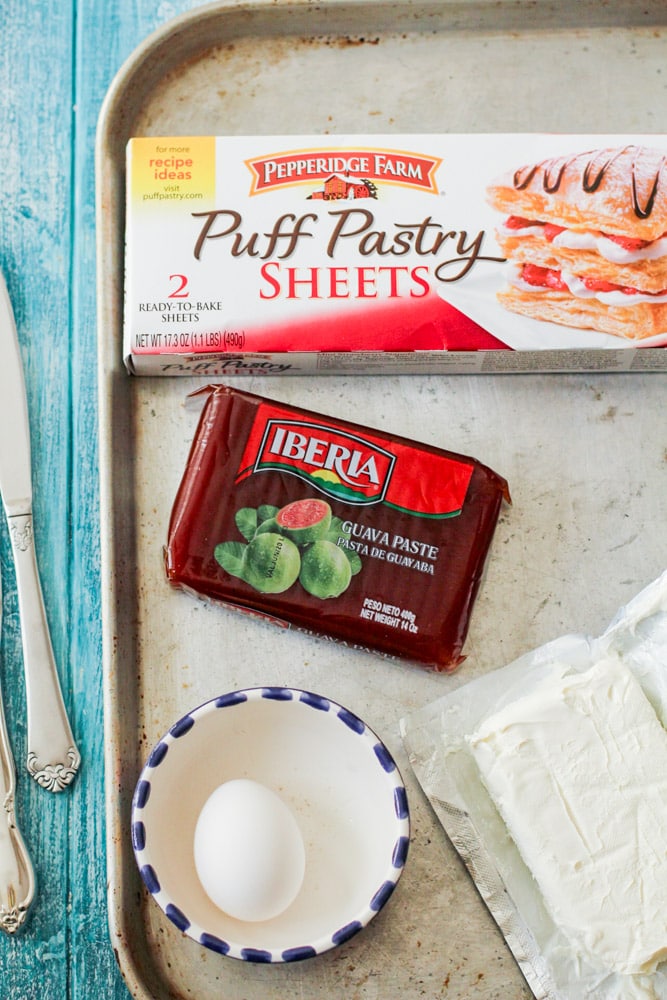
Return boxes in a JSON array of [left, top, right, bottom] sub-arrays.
[[96, 2, 667, 997]]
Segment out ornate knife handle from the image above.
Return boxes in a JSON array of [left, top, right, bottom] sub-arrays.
[[0, 686, 35, 932], [8, 513, 80, 791]]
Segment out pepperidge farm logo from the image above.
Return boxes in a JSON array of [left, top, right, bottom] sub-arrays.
[[245, 147, 442, 198], [240, 418, 396, 505]]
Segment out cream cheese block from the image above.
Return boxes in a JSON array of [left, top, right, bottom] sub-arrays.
[[468, 656, 667, 976]]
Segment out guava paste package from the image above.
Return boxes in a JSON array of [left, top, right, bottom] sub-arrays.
[[165, 385, 510, 671]]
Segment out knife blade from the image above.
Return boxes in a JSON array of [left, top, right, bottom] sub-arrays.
[[0, 271, 80, 791]]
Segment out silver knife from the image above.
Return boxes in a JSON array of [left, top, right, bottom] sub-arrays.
[[0, 568, 35, 932], [0, 271, 80, 792]]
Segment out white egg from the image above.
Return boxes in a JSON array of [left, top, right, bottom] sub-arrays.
[[193, 778, 306, 923]]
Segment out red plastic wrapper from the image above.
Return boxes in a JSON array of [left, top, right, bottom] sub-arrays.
[[165, 386, 510, 671]]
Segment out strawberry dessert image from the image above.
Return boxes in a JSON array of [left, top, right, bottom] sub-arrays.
[[486, 144, 667, 340]]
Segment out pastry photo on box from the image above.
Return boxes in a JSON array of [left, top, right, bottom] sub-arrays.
[[486, 143, 667, 343]]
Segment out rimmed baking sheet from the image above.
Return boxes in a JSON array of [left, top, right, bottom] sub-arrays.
[[96, 2, 667, 997]]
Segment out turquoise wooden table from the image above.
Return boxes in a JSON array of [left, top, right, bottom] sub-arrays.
[[0, 3, 208, 997]]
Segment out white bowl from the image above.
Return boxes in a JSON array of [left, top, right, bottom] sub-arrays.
[[131, 687, 410, 963]]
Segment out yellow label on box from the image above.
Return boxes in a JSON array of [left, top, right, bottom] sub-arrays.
[[129, 136, 216, 208]]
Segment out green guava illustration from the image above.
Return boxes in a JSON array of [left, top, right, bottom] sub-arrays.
[[242, 532, 301, 594], [276, 498, 332, 545], [299, 539, 352, 599], [254, 517, 280, 536]]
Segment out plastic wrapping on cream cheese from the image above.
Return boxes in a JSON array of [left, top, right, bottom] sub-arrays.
[[470, 656, 667, 977], [401, 570, 667, 1000]]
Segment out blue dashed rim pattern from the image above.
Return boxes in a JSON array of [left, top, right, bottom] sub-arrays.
[[131, 687, 410, 964]]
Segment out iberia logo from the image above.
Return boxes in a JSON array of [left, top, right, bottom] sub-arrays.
[[239, 417, 396, 505], [245, 146, 442, 198], [236, 403, 475, 517]]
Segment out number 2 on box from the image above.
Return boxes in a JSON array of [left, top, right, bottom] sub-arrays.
[[169, 274, 189, 298]]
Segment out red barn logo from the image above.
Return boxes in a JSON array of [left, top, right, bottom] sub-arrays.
[[309, 173, 377, 201], [245, 147, 442, 197]]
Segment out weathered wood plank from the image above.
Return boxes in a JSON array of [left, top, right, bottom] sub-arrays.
[[0, 0, 203, 996], [69, 3, 205, 998], [0, 0, 75, 996]]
